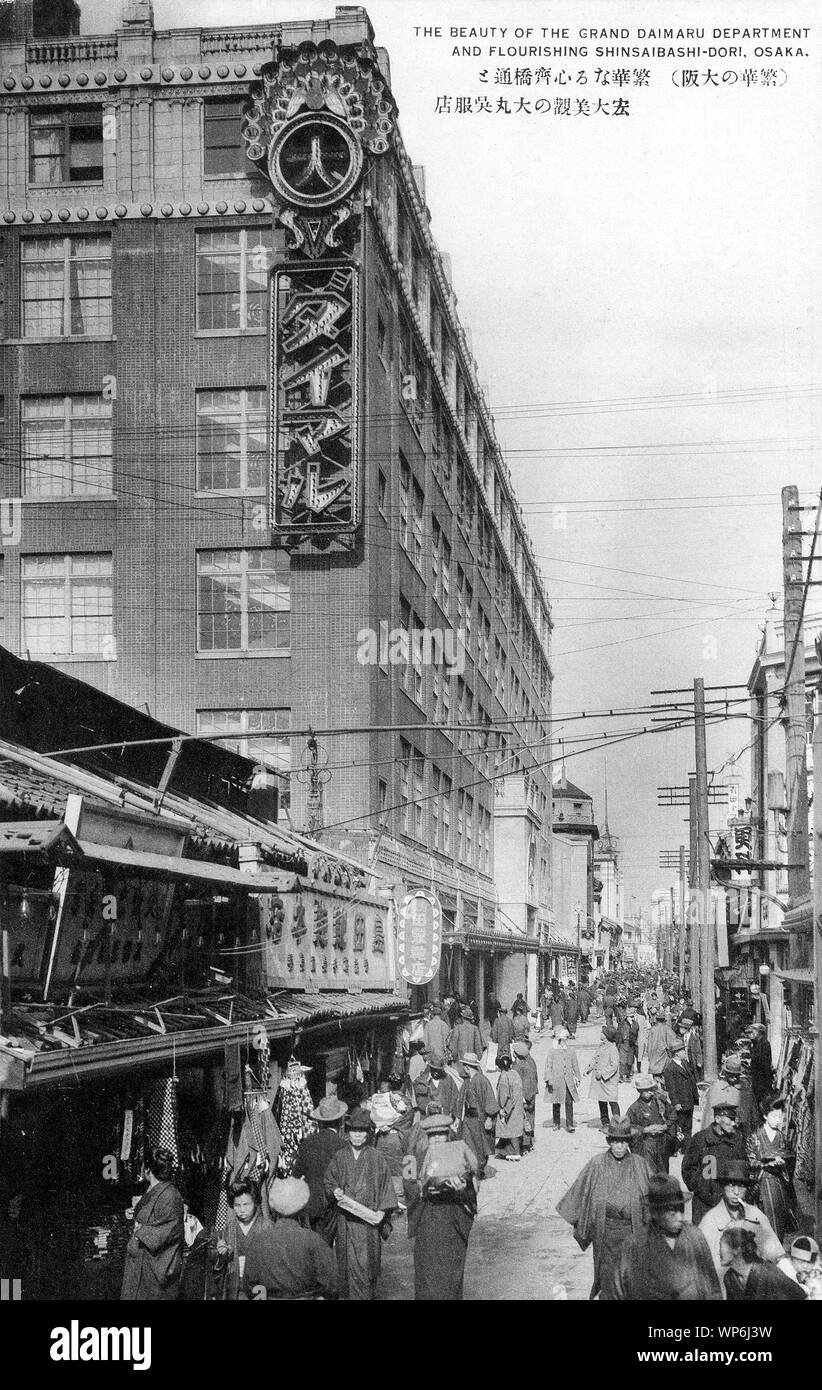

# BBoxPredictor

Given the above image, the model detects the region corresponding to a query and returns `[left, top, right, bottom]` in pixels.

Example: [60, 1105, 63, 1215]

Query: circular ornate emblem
[268, 112, 362, 210]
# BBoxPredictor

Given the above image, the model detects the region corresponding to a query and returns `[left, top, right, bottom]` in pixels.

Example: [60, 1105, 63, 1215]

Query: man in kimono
[448, 1005, 484, 1063]
[577, 983, 591, 1023]
[625, 1074, 676, 1174]
[324, 1107, 398, 1301]
[513, 1040, 539, 1152]
[490, 1006, 515, 1052]
[120, 1147, 185, 1301]
[647, 1012, 678, 1079]
[423, 1003, 450, 1059]
[241, 1178, 338, 1300]
[557, 1118, 653, 1299]
[413, 1051, 463, 1120]
[404, 1112, 479, 1300]
[564, 987, 580, 1039]
[701, 1054, 758, 1137]
[698, 1158, 789, 1286]
[458, 1052, 499, 1177]
[610, 1175, 722, 1301]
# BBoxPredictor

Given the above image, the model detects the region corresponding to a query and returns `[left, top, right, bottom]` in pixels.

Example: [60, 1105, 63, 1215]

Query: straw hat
[268, 1178, 310, 1217]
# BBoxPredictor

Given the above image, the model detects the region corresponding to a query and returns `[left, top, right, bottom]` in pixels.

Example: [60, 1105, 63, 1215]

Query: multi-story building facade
[0, 1, 553, 1014]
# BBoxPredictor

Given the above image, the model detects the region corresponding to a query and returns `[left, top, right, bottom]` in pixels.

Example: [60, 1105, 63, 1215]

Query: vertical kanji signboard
[397, 889, 442, 986]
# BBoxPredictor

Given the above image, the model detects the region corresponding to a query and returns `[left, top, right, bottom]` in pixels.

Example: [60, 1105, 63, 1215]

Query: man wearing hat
[697, 1158, 787, 1288]
[661, 1035, 700, 1147]
[448, 1004, 484, 1064]
[291, 1096, 348, 1240]
[324, 1107, 398, 1301]
[701, 1054, 758, 1137]
[240, 1178, 339, 1300]
[404, 1111, 479, 1300]
[513, 1039, 539, 1152]
[682, 1095, 747, 1224]
[413, 1051, 463, 1121]
[646, 1011, 679, 1080]
[458, 1052, 499, 1177]
[557, 1117, 653, 1299]
[423, 1003, 450, 1060]
[544, 1028, 581, 1134]
[490, 1005, 515, 1053]
[789, 1235, 822, 1297]
[610, 1174, 722, 1301]
[625, 1075, 676, 1174]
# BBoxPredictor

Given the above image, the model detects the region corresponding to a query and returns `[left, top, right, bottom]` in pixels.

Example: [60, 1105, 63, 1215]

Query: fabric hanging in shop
[274, 1059, 314, 1176]
[224, 1040, 244, 1111]
[146, 1076, 180, 1166]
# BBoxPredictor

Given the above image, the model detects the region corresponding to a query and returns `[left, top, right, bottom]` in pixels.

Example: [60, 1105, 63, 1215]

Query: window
[456, 789, 465, 861]
[432, 518, 451, 616]
[441, 773, 452, 854]
[21, 235, 111, 338]
[431, 767, 441, 848]
[479, 608, 491, 679]
[196, 228, 273, 332]
[399, 739, 412, 834]
[22, 552, 112, 658]
[378, 778, 388, 815]
[196, 388, 266, 493]
[22, 394, 112, 497]
[411, 476, 424, 569]
[413, 753, 425, 838]
[411, 609, 424, 704]
[203, 97, 257, 177]
[465, 793, 474, 865]
[196, 707, 291, 811]
[456, 566, 465, 631]
[29, 106, 103, 185]
[196, 549, 290, 653]
[464, 577, 473, 652]
[378, 469, 387, 517]
[399, 457, 410, 551]
[399, 594, 411, 692]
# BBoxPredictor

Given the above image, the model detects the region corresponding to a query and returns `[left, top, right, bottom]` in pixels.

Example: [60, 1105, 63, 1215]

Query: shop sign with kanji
[397, 889, 442, 985]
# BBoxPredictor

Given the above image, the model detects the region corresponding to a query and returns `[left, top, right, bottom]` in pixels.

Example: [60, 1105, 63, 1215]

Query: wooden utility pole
[678, 843, 687, 987]
[695, 677, 717, 1078]
[782, 485, 811, 905]
[813, 638, 822, 1240]
[689, 775, 700, 1008]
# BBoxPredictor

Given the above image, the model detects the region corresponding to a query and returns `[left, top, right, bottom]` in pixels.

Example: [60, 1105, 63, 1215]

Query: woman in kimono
[494, 1049, 524, 1161]
[404, 1112, 479, 1300]
[556, 1118, 652, 1299]
[120, 1147, 185, 1301]
[324, 1107, 398, 1301]
[746, 1093, 797, 1241]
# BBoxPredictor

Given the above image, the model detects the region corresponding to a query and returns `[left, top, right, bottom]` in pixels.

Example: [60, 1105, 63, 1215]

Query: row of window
[26, 99, 257, 188]
[1, 388, 265, 497]
[5, 548, 290, 659]
[397, 740, 493, 870]
[390, 453, 550, 702]
[13, 229, 273, 339]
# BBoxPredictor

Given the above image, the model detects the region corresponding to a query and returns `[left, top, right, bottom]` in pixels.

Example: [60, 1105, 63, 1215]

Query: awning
[7, 989, 409, 1089]
[461, 928, 538, 954]
[75, 841, 292, 891]
[772, 967, 814, 986]
[0, 819, 83, 861]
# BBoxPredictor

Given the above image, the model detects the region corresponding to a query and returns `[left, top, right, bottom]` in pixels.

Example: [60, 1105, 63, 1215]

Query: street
[381, 1019, 688, 1300]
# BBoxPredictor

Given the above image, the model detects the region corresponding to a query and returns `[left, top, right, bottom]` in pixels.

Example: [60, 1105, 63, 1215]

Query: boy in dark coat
[662, 1037, 700, 1147]
[682, 1099, 746, 1224]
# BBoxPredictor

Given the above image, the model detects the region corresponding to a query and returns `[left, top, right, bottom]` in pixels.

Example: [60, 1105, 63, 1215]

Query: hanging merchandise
[274, 1056, 314, 1176]
[146, 1075, 180, 1169]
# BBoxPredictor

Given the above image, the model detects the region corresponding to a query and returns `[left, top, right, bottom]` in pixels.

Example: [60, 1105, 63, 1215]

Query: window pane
[68, 236, 111, 335]
[21, 238, 65, 337]
[196, 231, 242, 330]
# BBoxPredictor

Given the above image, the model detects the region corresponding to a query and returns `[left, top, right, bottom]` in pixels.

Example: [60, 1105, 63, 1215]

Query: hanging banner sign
[397, 889, 442, 986]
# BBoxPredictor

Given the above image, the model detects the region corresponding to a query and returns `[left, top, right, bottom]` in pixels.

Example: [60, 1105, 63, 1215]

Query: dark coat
[241, 1217, 339, 1300]
[447, 1021, 484, 1061]
[549, 997, 566, 1028]
[662, 1057, 700, 1112]
[413, 1069, 463, 1120]
[625, 1094, 677, 1174]
[490, 1014, 515, 1049]
[610, 1222, 722, 1301]
[749, 1036, 774, 1105]
[120, 1180, 185, 1301]
[564, 996, 580, 1029]
[292, 1129, 347, 1223]
[681, 1124, 746, 1224]
[557, 1150, 652, 1298]
[724, 1261, 807, 1302]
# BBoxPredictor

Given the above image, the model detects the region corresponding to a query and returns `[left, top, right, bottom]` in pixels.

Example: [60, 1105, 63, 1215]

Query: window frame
[28, 105, 104, 187]
[21, 551, 114, 659]
[195, 386, 267, 495]
[196, 547, 290, 656]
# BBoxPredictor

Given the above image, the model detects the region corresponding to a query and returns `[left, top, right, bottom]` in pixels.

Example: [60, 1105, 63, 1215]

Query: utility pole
[678, 843, 687, 988]
[782, 485, 811, 906]
[695, 677, 717, 1078]
[668, 885, 676, 973]
[813, 636, 822, 1240]
[689, 775, 700, 1009]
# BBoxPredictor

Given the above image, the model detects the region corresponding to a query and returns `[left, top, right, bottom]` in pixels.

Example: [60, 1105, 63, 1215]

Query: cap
[790, 1235, 820, 1265]
[719, 1158, 752, 1184]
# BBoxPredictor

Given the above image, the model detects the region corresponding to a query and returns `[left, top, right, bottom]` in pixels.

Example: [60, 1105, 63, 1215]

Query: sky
[82, 0, 822, 920]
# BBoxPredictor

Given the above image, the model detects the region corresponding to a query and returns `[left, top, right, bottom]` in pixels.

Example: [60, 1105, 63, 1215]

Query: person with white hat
[240, 1177, 338, 1300]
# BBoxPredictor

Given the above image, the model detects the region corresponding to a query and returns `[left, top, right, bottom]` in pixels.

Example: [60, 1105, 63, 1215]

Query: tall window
[197, 708, 291, 811]
[399, 739, 412, 834]
[465, 794, 474, 865]
[413, 752, 425, 838]
[195, 229, 273, 331]
[410, 476, 424, 569]
[411, 608, 424, 703]
[431, 767, 441, 848]
[456, 789, 465, 861]
[203, 98, 257, 177]
[432, 518, 451, 616]
[441, 772, 453, 854]
[22, 394, 112, 497]
[22, 553, 113, 658]
[29, 106, 103, 185]
[21, 235, 111, 338]
[196, 549, 290, 653]
[399, 457, 410, 551]
[196, 388, 266, 493]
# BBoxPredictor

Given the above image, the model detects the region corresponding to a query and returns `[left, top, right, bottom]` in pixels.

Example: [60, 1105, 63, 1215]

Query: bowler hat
[648, 1174, 685, 1211]
[605, 1117, 634, 1142]
[268, 1177, 310, 1217]
[719, 1158, 752, 1185]
[461, 1052, 481, 1069]
[311, 1095, 348, 1123]
[346, 1106, 373, 1132]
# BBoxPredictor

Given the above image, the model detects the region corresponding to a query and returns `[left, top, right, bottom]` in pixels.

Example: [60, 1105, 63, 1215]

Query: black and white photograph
[0, 0, 820, 1355]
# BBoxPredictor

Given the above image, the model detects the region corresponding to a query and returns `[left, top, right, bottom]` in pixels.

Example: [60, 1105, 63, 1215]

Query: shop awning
[772, 967, 814, 986]
[461, 927, 538, 954]
[6, 989, 409, 1088]
[0, 818, 83, 861]
[76, 841, 292, 892]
